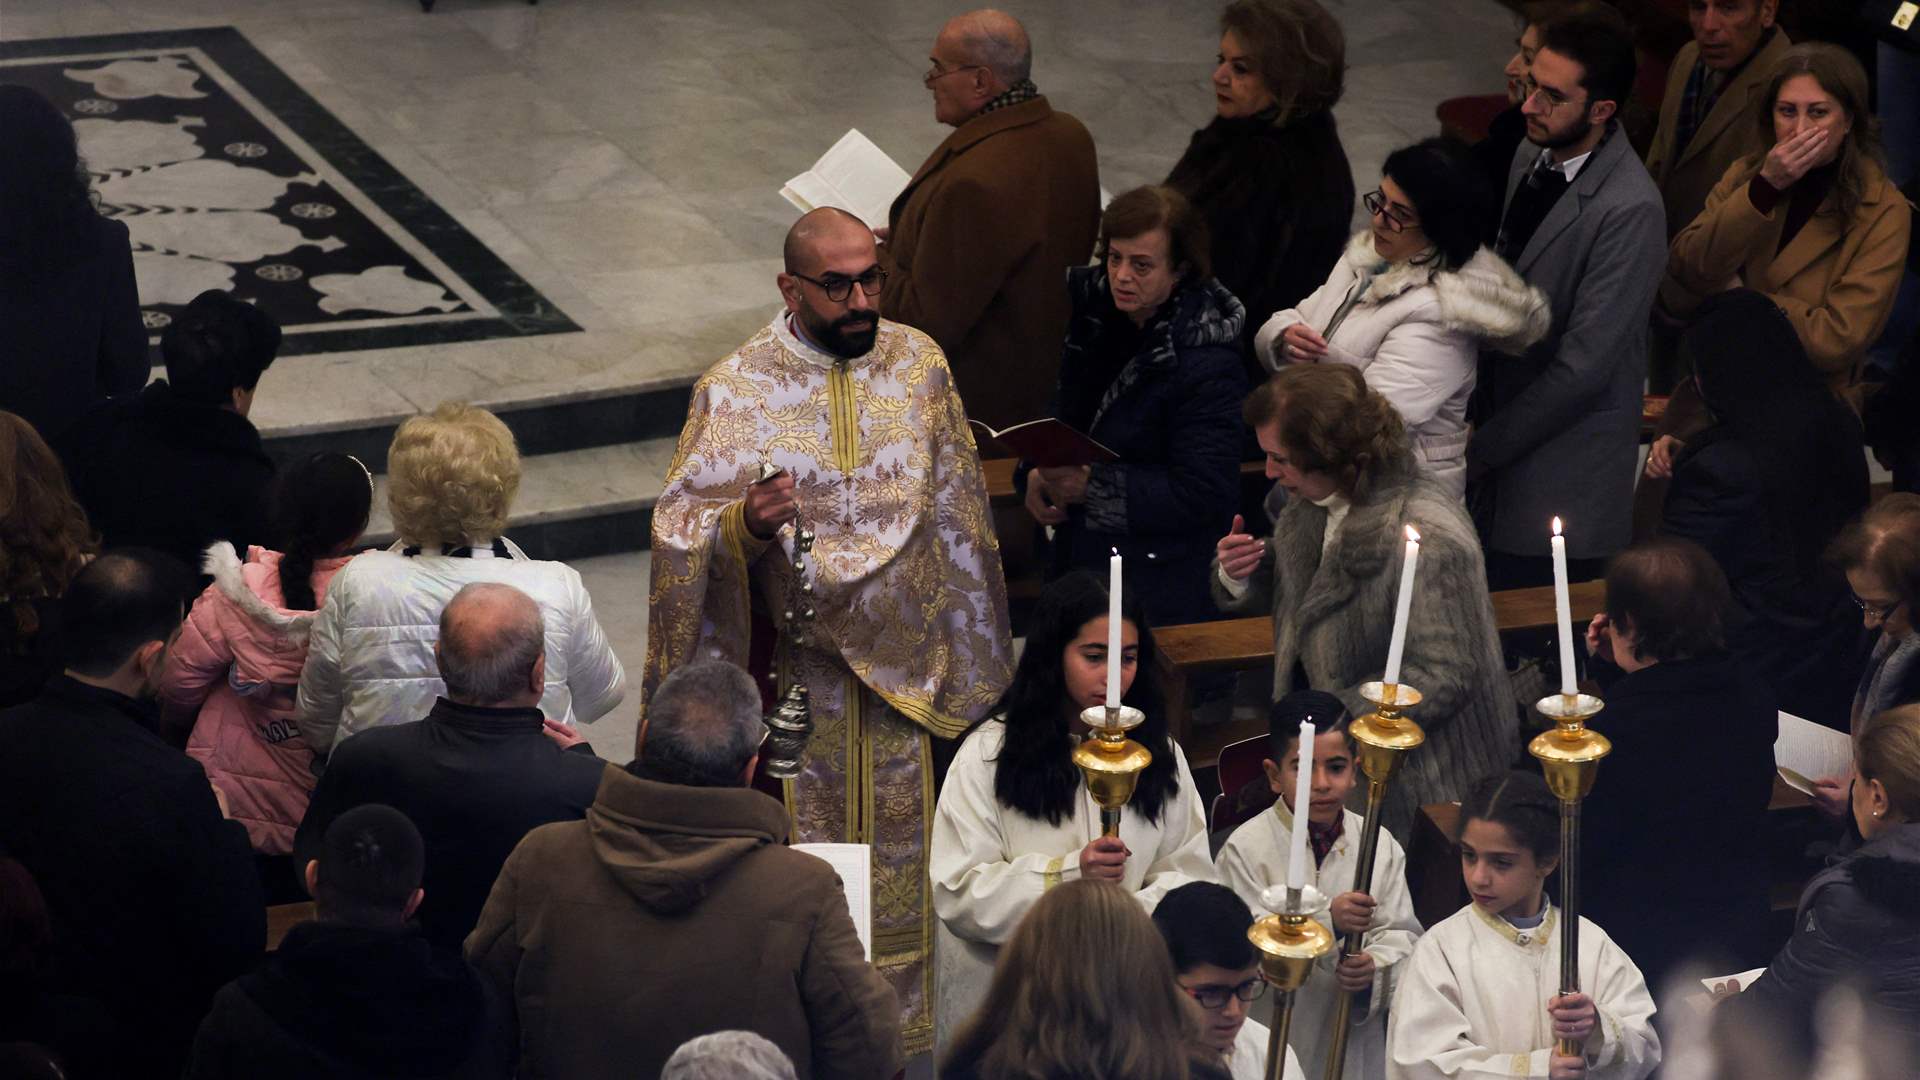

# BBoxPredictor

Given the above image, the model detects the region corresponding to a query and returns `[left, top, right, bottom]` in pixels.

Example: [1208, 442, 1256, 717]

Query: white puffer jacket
[1254, 232, 1549, 497]
[294, 538, 627, 757]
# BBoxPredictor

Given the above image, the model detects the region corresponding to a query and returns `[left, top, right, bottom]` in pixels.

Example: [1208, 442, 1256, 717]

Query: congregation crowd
[5, 0, 1920, 1078]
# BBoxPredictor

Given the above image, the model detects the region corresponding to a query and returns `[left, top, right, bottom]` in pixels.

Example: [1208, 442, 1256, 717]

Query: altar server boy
[1217, 691, 1422, 1080]
[1387, 772, 1659, 1080]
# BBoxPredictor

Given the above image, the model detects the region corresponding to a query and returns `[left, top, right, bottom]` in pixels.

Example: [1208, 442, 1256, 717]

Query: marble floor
[0, 0, 1522, 764]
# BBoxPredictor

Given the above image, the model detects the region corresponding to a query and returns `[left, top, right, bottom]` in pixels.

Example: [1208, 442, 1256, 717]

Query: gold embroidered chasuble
[645, 312, 1014, 1053]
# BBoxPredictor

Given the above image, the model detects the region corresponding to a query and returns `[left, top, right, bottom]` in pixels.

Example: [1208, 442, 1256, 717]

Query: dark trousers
[1483, 549, 1608, 592]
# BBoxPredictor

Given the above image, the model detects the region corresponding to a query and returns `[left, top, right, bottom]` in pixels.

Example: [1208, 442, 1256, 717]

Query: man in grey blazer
[1468, 7, 1667, 591]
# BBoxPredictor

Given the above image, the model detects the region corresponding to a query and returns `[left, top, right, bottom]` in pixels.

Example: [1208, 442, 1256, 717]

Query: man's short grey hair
[638, 659, 765, 786]
[437, 582, 544, 704]
[952, 9, 1032, 85]
[661, 1031, 798, 1080]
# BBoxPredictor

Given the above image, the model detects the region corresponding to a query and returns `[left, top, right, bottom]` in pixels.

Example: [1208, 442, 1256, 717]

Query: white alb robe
[1217, 803, 1422, 1080]
[930, 719, 1215, 1047]
[1230, 1018, 1308, 1080]
[1387, 903, 1660, 1080]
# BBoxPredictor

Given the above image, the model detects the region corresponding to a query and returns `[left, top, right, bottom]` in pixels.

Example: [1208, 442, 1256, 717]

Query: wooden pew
[1154, 580, 1607, 765]
[982, 457, 1267, 507]
[1407, 776, 1814, 929]
[266, 901, 315, 951]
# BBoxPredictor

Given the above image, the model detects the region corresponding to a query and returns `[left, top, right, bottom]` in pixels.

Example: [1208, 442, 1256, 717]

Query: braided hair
[270, 453, 372, 611]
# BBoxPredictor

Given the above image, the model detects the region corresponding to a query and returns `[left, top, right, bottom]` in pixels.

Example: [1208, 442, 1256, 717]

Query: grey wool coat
[1213, 471, 1517, 840]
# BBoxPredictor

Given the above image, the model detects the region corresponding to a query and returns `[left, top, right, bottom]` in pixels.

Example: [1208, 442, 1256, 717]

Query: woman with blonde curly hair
[939, 879, 1232, 1080]
[0, 411, 96, 708]
[295, 402, 626, 756]
[1212, 366, 1513, 838]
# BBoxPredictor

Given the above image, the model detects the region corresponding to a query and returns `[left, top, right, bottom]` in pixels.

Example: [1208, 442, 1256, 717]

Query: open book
[793, 842, 872, 960]
[1775, 711, 1851, 795]
[968, 417, 1118, 468]
[780, 130, 910, 233]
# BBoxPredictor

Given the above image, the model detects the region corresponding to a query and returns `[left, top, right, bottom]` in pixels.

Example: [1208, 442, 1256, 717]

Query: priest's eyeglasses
[1363, 190, 1420, 232]
[791, 268, 888, 303]
[1178, 976, 1268, 1010]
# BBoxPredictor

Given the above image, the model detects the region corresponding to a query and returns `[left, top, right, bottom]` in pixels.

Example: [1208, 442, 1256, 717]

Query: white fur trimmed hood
[201, 541, 319, 645]
[1338, 231, 1551, 353]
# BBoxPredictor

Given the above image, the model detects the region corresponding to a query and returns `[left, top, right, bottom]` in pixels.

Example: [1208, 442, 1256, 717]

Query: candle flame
[1552, 516, 1563, 537]
[1405, 525, 1420, 543]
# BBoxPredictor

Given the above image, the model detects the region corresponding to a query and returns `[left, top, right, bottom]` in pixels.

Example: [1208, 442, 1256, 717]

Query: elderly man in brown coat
[465, 660, 901, 1080]
[881, 8, 1101, 429]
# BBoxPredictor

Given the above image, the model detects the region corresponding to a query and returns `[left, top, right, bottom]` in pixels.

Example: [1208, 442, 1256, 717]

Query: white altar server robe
[1217, 802, 1422, 1080]
[1230, 1018, 1308, 1080]
[931, 719, 1214, 1047]
[1387, 903, 1660, 1080]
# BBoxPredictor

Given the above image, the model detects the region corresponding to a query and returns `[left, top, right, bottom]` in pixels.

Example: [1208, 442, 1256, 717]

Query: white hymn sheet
[793, 842, 872, 960]
[1699, 967, 1767, 993]
[1774, 711, 1852, 795]
[780, 130, 911, 233]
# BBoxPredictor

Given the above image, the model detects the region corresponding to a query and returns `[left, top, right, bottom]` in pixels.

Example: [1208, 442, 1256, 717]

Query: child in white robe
[1217, 690, 1422, 1080]
[930, 572, 1214, 1049]
[1387, 771, 1660, 1080]
[1153, 882, 1307, 1080]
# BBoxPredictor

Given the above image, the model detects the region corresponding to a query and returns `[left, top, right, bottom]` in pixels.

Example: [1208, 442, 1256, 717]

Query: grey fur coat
[1213, 472, 1517, 839]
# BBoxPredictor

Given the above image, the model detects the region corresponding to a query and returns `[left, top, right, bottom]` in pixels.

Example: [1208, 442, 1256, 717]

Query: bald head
[782, 207, 872, 275]
[436, 582, 545, 706]
[941, 9, 1032, 86]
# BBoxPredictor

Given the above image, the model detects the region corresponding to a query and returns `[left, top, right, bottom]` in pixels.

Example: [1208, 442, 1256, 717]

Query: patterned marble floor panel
[0, 26, 579, 356]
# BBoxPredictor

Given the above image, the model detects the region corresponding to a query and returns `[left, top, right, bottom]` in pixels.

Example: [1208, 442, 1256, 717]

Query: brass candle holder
[1323, 680, 1425, 1080]
[1530, 691, 1609, 1059]
[761, 525, 817, 780]
[1073, 705, 1151, 837]
[1250, 884, 1336, 1080]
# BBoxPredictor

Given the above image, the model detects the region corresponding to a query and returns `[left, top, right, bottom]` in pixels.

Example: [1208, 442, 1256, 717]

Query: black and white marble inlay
[0, 27, 579, 357]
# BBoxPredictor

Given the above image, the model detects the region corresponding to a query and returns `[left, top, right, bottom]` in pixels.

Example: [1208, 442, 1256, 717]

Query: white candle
[1286, 719, 1315, 891]
[1551, 517, 1577, 697]
[1382, 525, 1421, 689]
[1106, 551, 1123, 708]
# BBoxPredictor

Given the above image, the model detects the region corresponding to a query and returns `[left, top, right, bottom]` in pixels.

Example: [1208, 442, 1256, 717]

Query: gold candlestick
[1323, 681, 1425, 1080]
[1530, 691, 1608, 1059]
[1073, 705, 1151, 836]
[1250, 885, 1336, 1080]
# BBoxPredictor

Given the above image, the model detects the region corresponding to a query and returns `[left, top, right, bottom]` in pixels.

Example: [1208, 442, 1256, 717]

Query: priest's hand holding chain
[745, 473, 798, 540]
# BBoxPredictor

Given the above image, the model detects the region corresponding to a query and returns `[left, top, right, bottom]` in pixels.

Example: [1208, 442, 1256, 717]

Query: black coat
[185, 921, 513, 1080]
[1471, 105, 1528, 242]
[1165, 108, 1354, 374]
[0, 215, 148, 442]
[1028, 267, 1247, 625]
[1720, 822, 1920, 1068]
[295, 698, 605, 953]
[57, 380, 275, 579]
[0, 676, 265, 1079]
[0, 595, 62, 711]
[1580, 653, 1778, 991]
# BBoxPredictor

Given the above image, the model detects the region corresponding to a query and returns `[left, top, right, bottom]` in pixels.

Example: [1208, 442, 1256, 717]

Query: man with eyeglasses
[645, 206, 1013, 1059]
[878, 8, 1100, 429]
[1153, 882, 1305, 1080]
[1467, 7, 1667, 592]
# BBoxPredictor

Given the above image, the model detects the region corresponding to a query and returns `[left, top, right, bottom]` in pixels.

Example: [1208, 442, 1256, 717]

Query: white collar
[1310, 490, 1350, 513]
[774, 310, 868, 371]
[1536, 145, 1595, 182]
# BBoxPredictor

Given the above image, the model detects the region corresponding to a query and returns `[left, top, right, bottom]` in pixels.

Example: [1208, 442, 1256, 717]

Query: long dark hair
[271, 454, 372, 611]
[1381, 136, 1490, 269]
[979, 571, 1180, 825]
[0, 85, 99, 277]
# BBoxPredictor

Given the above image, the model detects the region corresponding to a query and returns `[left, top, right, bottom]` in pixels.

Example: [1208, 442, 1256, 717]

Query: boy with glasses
[1153, 882, 1305, 1080]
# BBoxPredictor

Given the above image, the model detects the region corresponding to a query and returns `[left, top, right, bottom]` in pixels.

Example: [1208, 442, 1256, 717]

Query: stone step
[361, 437, 679, 562]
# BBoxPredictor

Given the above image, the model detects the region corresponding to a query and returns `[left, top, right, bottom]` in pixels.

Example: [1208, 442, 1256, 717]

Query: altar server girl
[930, 570, 1214, 1049]
[1387, 772, 1659, 1080]
[1216, 690, 1422, 1080]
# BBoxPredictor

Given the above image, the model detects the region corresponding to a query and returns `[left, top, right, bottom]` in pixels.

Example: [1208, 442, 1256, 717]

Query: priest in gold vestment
[645, 209, 1013, 1054]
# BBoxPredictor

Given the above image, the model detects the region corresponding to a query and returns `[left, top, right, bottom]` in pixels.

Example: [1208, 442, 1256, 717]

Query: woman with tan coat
[1664, 43, 1912, 390]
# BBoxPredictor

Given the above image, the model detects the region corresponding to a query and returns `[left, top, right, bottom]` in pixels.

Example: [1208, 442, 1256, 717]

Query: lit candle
[1106, 551, 1123, 709]
[1382, 525, 1421, 690]
[1286, 719, 1315, 891]
[1551, 517, 1576, 697]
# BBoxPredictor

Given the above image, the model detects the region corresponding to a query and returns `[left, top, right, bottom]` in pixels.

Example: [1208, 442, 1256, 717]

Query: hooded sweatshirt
[465, 767, 902, 1080]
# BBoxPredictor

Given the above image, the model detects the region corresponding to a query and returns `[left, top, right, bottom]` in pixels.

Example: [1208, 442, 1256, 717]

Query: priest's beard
[800, 306, 878, 359]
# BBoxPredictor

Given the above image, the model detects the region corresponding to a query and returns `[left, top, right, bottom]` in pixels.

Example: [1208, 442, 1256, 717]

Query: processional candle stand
[1249, 884, 1335, 1080]
[1530, 690, 1609, 1058]
[1322, 680, 1425, 1080]
[1072, 703, 1152, 837]
[760, 512, 818, 780]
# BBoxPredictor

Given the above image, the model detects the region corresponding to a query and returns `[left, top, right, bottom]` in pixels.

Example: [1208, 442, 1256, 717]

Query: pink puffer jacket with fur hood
[159, 542, 355, 854]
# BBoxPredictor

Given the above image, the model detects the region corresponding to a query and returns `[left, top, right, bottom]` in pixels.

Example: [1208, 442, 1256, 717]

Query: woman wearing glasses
[1253, 137, 1548, 499]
